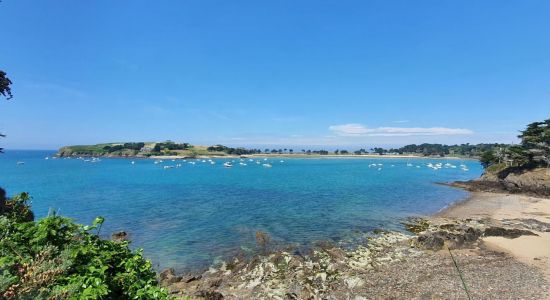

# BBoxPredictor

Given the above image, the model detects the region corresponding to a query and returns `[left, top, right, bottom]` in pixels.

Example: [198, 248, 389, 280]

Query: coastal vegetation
[478, 119, 549, 171]
[0, 70, 13, 153]
[59, 141, 515, 159]
[0, 189, 170, 299]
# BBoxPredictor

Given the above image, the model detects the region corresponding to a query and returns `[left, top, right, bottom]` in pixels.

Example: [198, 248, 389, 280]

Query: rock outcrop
[159, 218, 545, 299]
[452, 167, 550, 197]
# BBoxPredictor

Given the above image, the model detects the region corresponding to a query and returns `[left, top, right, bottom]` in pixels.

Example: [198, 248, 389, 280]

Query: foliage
[0, 190, 34, 223]
[0, 70, 13, 152]
[519, 119, 550, 167]
[0, 70, 12, 100]
[0, 189, 170, 299]
[207, 144, 261, 155]
[479, 150, 497, 168]
[152, 142, 189, 153]
[475, 119, 549, 170]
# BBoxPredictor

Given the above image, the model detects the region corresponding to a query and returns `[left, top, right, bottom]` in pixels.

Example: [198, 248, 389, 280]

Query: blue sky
[1, 1, 549, 149]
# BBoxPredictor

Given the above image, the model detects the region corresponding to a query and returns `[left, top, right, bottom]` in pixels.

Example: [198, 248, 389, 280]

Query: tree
[0, 70, 12, 100]
[519, 119, 550, 167]
[0, 70, 13, 152]
[480, 150, 497, 168]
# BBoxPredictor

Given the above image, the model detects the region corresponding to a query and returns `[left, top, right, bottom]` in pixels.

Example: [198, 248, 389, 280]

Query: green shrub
[0, 190, 170, 299]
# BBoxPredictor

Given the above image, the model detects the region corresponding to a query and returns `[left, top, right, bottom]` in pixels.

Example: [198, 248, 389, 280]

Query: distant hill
[56, 142, 261, 158]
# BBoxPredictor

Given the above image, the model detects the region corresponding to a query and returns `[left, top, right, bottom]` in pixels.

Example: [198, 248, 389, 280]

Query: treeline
[207, 144, 262, 155]
[152, 141, 190, 152]
[103, 142, 145, 153]
[479, 119, 549, 169]
[384, 143, 508, 157]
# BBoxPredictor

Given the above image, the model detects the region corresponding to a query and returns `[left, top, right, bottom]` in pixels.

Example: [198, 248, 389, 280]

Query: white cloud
[328, 124, 473, 137]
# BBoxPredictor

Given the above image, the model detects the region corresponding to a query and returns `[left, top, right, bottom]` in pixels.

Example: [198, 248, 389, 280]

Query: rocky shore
[450, 167, 550, 197]
[159, 191, 550, 299]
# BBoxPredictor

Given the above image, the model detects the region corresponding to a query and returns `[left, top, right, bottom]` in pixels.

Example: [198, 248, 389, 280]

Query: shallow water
[0, 150, 482, 272]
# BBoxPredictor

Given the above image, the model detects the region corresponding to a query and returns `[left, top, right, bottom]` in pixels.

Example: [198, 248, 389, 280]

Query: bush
[0, 189, 170, 299]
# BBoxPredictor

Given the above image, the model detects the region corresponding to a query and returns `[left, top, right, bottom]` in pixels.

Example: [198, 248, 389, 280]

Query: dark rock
[439, 223, 458, 231]
[195, 290, 224, 300]
[506, 218, 550, 232]
[403, 218, 430, 234]
[159, 268, 182, 285]
[285, 292, 299, 299]
[416, 234, 445, 250]
[484, 227, 538, 239]
[181, 273, 200, 283]
[111, 231, 128, 242]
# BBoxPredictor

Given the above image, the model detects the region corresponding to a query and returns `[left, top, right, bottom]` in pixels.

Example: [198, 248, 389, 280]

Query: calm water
[0, 150, 482, 272]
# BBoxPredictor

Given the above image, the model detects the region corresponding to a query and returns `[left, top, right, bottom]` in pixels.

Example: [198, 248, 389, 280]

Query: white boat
[131, 161, 135, 165]
[223, 162, 233, 168]
[16, 161, 25, 165]
[262, 163, 272, 168]
[163, 165, 175, 169]
[239, 162, 247, 166]
[44, 157, 49, 160]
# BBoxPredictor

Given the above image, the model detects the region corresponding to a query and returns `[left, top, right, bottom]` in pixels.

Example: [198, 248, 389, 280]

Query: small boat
[262, 163, 272, 168]
[239, 162, 247, 166]
[280, 160, 284, 163]
[163, 165, 175, 169]
[16, 161, 25, 165]
[44, 157, 49, 160]
[223, 162, 233, 168]
[131, 161, 135, 165]
[210, 161, 216, 165]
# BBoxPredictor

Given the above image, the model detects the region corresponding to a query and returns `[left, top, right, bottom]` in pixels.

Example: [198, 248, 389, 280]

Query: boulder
[484, 227, 538, 239]
[416, 234, 444, 250]
[159, 268, 182, 285]
[111, 231, 129, 242]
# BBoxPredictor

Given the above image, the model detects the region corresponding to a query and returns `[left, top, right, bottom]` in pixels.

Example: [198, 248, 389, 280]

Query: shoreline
[437, 191, 550, 282]
[57, 153, 478, 161]
[160, 186, 550, 298]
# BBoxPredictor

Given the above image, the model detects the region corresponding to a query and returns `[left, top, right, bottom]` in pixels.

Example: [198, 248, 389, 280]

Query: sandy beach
[440, 192, 550, 285]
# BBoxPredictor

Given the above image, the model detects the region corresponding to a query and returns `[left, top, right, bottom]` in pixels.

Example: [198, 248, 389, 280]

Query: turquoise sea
[0, 150, 482, 272]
